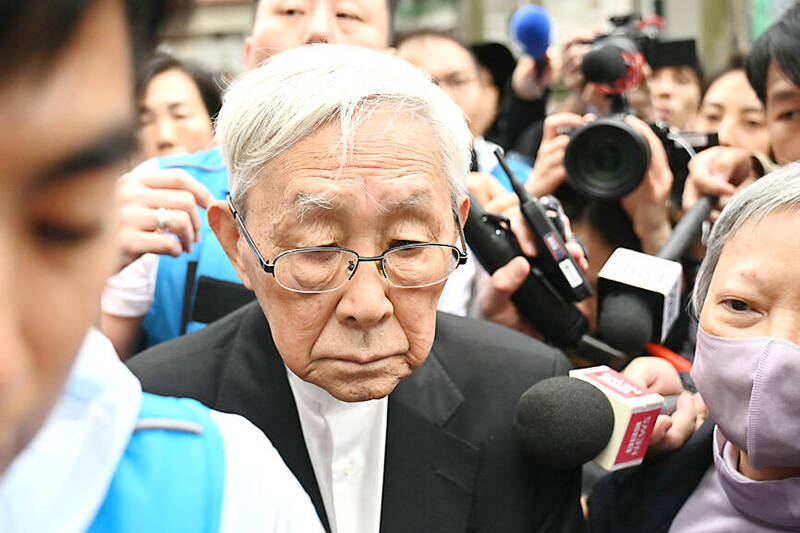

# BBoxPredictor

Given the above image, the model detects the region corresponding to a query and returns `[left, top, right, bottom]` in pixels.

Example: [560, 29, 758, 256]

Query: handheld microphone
[464, 195, 589, 348]
[596, 197, 714, 354]
[509, 4, 551, 78]
[515, 366, 668, 471]
[495, 148, 593, 303]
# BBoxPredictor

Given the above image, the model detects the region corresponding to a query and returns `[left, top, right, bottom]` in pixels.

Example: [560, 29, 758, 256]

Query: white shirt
[0, 328, 324, 533]
[287, 369, 388, 533]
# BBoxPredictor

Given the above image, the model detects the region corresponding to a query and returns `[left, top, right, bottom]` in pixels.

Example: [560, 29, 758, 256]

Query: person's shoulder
[127, 302, 259, 402]
[210, 410, 325, 532]
[158, 146, 225, 172]
[434, 311, 569, 379]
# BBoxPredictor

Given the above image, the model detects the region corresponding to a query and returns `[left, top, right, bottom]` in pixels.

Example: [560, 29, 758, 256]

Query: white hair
[692, 162, 800, 315]
[216, 43, 472, 216]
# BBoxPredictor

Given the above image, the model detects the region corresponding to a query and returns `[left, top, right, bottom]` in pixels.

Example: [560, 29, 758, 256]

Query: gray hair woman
[670, 163, 800, 530]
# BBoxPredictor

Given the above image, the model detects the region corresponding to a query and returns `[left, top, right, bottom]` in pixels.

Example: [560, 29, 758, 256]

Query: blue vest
[87, 393, 225, 532]
[489, 157, 532, 191]
[141, 148, 252, 349]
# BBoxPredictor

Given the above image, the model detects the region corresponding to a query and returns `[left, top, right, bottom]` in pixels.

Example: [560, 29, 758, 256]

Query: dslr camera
[562, 14, 716, 202]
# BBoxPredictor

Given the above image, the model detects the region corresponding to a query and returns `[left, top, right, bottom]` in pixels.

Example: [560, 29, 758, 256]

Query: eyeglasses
[228, 196, 468, 294]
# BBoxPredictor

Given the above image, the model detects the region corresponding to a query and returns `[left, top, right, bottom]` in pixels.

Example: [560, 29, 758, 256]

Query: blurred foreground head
[0, 0, 182, 473]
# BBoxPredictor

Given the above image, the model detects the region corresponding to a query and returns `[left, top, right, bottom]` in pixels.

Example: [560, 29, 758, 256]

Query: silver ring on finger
[156, 207, 172, 234]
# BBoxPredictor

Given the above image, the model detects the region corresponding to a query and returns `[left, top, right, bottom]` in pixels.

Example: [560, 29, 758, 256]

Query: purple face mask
[692, 326, 800, 470]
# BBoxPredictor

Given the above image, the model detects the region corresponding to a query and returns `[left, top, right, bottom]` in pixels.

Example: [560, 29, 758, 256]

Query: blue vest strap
[87, 393, 225, 533]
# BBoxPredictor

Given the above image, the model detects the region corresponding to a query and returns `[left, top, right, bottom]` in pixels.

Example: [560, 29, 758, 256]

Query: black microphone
[464, 196, 588, 348]
[515, 369, 675, 471]
[581, 44, 629, 86]
[596, 196, 715, 355]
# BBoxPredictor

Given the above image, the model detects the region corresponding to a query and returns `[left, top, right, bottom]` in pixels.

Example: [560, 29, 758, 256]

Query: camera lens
[564, 117, 650, 200]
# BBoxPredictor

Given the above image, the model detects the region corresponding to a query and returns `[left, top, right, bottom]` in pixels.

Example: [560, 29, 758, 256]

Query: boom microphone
[515, 366, 667, 471]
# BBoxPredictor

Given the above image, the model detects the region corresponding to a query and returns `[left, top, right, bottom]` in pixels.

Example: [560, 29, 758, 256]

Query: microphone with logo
[594, 196, 716, 356]
[514, 366, 676, 470]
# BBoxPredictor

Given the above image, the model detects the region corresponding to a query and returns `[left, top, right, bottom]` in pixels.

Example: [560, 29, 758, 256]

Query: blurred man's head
[0, 0, 176, 473]
[243, 0, 392, 70]
[210, 44, 471, 402]
[747, 3, 800, 165]
[649, 65, 702, 130]
[136, 53, 219, 159]
[396, 32, 483, 137]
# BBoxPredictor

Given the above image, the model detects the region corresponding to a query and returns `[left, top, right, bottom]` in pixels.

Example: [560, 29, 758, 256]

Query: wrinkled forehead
[246, 110, 451, 222]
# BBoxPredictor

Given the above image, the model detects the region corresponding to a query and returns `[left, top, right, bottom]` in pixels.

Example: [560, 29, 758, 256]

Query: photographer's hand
[682, 145, 756, 222]
[620, 115, 673, 255]
[476, 203, 588, 336]
[511, 54, 553, 101]
[525, 112, 586, 198]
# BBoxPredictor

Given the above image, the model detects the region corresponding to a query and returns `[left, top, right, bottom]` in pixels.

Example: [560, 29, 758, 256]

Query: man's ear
[242, 36, 255, 70]
[208, 200, 255, 290]
[458, 194, 470, 229]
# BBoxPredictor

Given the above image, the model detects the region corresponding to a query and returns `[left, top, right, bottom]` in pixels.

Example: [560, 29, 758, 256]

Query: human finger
[125, 168, 215, 209]
[648, 391, 698, 454]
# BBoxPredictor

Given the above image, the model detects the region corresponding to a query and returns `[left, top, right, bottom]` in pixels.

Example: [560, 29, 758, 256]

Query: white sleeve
[210, 410, 326, 533]
[100, 254, 159, 317]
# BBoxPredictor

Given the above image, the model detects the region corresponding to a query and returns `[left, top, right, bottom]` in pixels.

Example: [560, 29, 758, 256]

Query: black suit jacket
[128, 302, 585, 533]
[587, 419, 715, 533]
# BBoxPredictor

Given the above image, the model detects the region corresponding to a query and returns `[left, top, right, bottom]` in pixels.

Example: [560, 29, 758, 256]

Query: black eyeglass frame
[227, 195, 468, 292]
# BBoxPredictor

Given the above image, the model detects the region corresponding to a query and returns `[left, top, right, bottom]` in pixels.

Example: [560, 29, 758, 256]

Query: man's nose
[716, 117, 736, 148]
[304, 3, 333, 44]
[768, 311, 800, 346]
[335, 259, 393, 329]
[156, 117, 178, 152]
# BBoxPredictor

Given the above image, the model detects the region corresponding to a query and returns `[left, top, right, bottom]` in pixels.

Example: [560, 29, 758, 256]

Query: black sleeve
[486, 84, 548, 151]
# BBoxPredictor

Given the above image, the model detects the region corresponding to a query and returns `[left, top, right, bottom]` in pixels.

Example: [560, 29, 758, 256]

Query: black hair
[470, 42, 516, 92]
[394, 30, 479, 71]
[136, 51, 222, 120]
[747, 2, 800, 105]
[556, 184, 642, 252]
[0, 0, 186, 80]
[700, 52, 748, 97]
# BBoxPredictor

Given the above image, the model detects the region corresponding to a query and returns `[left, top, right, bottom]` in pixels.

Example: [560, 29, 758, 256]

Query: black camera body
[563, 118, 717, 201]
[561, 14, 714, 201]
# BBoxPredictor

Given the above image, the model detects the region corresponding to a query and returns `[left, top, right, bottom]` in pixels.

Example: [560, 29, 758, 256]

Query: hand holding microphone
[514, 363, 702, 470]
[510, 5, 553, 100]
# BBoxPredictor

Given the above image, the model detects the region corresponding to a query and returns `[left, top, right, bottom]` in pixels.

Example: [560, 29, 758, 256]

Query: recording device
[464, 195, 588, 348]
[515, 366, 669, 471]
[495, 148, 593, 302]
[509, 4, 551, 78]
[562, 14, 716, 201]
[595, 197, 715, 355]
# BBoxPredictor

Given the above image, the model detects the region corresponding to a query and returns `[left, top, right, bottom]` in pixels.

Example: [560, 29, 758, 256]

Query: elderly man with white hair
[129, 44, 584, 533]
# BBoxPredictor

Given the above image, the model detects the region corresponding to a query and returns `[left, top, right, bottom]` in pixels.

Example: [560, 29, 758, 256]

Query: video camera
[563, 14, 717, 202]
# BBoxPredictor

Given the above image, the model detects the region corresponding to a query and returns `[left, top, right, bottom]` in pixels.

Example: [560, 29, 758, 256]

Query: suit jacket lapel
[213, 304, 332, 532]
[381, 352, 480, 533]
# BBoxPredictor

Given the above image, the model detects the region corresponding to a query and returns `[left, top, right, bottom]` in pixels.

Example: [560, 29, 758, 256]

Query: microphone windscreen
[514, 376, 614, 469]
[509, 5, 551, 59]
[597, 292, 653, 355]
[581, 45, 629, 85]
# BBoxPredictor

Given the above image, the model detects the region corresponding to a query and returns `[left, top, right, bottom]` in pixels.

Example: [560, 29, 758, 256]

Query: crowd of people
[1, 0, 799, 531]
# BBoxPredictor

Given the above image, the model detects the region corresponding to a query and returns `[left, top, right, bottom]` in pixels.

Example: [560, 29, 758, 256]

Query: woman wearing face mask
[588, 165, 800, 532]
[670, 164, 800, 531]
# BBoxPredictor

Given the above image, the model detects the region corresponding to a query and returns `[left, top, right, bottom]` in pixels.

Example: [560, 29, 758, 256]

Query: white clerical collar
[285, 367, 387, 533]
